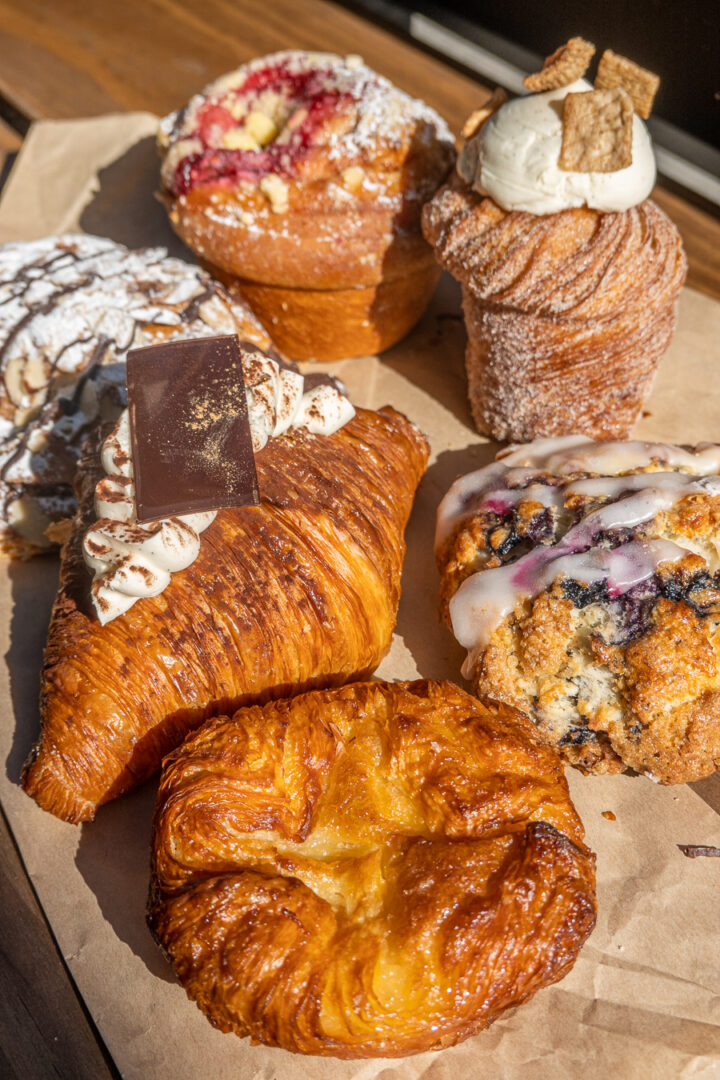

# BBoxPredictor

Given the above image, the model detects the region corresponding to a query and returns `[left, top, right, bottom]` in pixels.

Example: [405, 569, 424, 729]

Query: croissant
[422, 176, 687, 441]
[22, 406, 428, 823]
[148, 678, 597, 1058]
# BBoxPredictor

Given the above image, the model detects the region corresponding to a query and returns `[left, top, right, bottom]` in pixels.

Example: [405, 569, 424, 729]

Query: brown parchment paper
[1, 114, 720, 1080]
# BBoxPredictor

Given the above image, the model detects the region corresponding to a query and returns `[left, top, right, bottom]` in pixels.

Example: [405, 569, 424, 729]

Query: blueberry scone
[0, 233, 270, 557]
[437, 435, 720, 783]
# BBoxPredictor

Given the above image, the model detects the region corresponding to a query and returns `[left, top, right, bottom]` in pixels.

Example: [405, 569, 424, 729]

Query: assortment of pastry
[1, 36, 713, 1063]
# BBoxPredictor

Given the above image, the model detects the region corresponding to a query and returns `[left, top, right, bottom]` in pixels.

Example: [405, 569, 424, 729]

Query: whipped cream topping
[83, 351, 356, 623]
[438, 436, 720, 676]
[84, 412, 217, 624]
[457, 79, 656, 214]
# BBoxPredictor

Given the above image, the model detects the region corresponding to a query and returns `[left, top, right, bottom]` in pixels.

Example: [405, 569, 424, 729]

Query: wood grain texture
[0, 0, 717, 299]
[0, 809, 117, 1080]
[0, 121, 21, 152]
[0, 0, 486, 129]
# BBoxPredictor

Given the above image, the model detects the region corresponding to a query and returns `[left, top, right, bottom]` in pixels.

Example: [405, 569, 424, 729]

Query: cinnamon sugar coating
[148, 679, 596, 1057]
[22, 407, 428, 822]
[422, 177, 687, 440]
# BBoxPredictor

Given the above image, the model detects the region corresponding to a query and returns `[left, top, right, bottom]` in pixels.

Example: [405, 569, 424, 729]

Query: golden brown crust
[159, 56, 456, 362]
[422, 177, 687, 440]
[166, 171, 447, 360]
[438, 479, 720, 783]
[148, 679, 596, 1057]
[22, 407, 428, 823]
[206, 259, 441, 362]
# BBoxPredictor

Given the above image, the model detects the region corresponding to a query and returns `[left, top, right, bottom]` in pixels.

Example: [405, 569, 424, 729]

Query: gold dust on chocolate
[126, 335, 259, 524]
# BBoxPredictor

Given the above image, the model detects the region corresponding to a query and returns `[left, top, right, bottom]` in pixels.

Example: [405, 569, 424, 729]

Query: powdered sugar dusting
[160, 51, 454, 195]
[0, 233, 269, 554]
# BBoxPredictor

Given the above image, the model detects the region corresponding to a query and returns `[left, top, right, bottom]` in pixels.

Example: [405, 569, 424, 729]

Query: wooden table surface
[0, 2, 718, 1076]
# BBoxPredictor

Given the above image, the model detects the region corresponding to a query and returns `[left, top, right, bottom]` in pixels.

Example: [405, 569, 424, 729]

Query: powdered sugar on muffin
[159, 51, 454, 198]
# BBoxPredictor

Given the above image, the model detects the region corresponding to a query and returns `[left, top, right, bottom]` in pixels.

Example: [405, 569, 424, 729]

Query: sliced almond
[4, 353, 27, 406]
[23, 355, 49, 393]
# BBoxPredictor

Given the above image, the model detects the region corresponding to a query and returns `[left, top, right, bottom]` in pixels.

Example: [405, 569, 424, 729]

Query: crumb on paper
[595, 49, 660, 119]
[559, 87, 633, 173]
[601, 810, 616, 821]
[524, 37, 596, 92]
[677, 844, 720, 859]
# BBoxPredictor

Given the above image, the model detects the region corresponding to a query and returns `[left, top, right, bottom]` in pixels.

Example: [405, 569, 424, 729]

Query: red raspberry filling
[172, 60, 360, 196]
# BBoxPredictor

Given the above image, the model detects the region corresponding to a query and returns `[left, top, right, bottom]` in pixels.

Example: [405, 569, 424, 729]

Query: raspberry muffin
[158, 51, 455, 361]
[437, 435, 720, 784]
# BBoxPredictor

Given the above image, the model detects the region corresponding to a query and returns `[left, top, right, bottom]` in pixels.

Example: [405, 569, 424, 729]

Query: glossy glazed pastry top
[149, 679, 596, 1058]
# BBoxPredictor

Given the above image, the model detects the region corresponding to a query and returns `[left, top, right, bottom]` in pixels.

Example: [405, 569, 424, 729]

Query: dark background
[354, 0, 720, 149]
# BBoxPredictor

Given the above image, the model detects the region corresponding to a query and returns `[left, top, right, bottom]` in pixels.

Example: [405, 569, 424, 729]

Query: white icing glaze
[452, 539, 688, 679]
[501, 437, 720, 477]
[439, 436, 720, 674]
[83, 354, 355, 623]
[458, 79, 656, 214]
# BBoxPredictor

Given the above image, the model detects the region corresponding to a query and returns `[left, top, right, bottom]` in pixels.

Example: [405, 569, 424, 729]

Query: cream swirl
[83, 353, 356, 623]
[458, 79, 656, 214]
[84, 413, 217, 624]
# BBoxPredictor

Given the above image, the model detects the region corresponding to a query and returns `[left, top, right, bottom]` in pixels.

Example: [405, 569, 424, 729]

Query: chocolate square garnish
[126, 334, 259, 524]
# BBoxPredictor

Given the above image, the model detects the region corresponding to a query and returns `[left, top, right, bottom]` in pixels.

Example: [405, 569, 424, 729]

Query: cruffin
[462, 87, 509, 139]
[524, 37, 596, 92]
[595, 48, 660, 119]
[559, 87, 634, 173]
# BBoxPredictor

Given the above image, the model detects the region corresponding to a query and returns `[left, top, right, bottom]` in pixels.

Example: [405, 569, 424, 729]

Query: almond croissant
[22, 406, 428, 823]
[148, 679, 597, 1058]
